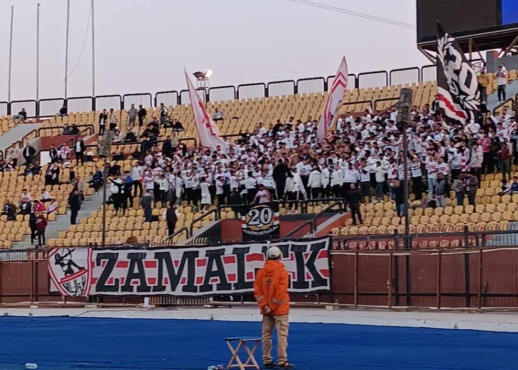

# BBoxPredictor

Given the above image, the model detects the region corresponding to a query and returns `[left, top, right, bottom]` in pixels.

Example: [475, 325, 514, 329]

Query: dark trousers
[133, 181, 143, 197]
[70, 208, 79, 225]
[412, 176, 423, 200]
[467, 191, 476, 206]
[112, 193, 122, 212]
[498, 85, 506, 101]
[144, 207, 152, 222]
[99, 124, 105, 135]
[30, 227, 37, 244]
[349, 203, 362, 225]
[167, 221, 176, 236]
[275, 180, 286, 200]
[75, 152, 84, 166]
[37, 230, 45, 246]
[310, 187, 321, 199]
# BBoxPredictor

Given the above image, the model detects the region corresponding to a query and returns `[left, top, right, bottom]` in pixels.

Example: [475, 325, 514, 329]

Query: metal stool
[224, 337, 261, 370]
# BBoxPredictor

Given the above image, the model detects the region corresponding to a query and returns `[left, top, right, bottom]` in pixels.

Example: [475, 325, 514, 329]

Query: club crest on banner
[242, 204, 280, 240]
[48, 247, 92, 297]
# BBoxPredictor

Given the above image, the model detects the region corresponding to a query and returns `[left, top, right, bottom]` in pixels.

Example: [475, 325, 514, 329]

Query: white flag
[185, 71, 228, 153]
[317, 57, 348, 141]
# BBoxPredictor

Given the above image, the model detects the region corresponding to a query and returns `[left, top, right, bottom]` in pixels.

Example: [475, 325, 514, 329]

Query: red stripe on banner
[319, 250, 329, 259]
[144, 261, 157, 269]
[246, 253, 264, 262]
[437, 93, 467, 120]
[116, 261, 128, 269]
[120, 277, 125, 285]
[108, 277, 114, 285]
[210, 277, 219, 284]
[305, 272, 312, 280]
[147, 278, 157, 285]
[246, 272, 254, 280]
[227, 273, 236, 282]
[164, 278, 169, 285]
[180, 277, 186, 285]
[196, 259, 207, 267]
[196, 276, 203, 285]
[90, 261, 95, 268]
[319, 269, 330, 278]
[173, 260, 179, 268]
[90, 277, 98, 284]
[101, 260, 107, 268]
[223, 256, 236, 264]
[59, 268, 87, 284]
[132, 280, 139, 285]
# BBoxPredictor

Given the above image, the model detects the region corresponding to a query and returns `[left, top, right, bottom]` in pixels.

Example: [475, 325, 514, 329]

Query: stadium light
[193, 70, 213, 81]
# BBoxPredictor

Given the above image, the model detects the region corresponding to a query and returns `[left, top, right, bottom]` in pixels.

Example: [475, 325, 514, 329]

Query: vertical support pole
[478, 248, 483, 309]
[436, 250, 442, 309]
[91, 0, 96, 97]
[64, 0, 70, 99]
[8, 6, 14, 103]
[388, 251, 393, 308]
[36, 3, 41, 103]
[354, 251, 358, 308]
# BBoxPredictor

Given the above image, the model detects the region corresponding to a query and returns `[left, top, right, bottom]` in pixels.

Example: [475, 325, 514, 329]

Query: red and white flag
[317, 57, 348, 141]
[185, 71, 228, 153]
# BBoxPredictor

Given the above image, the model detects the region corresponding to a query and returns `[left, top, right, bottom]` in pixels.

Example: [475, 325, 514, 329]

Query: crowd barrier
[2, 65, 436, 118]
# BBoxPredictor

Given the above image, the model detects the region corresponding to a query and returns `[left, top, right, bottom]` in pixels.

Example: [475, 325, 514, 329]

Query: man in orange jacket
[254, 246, 294, 368]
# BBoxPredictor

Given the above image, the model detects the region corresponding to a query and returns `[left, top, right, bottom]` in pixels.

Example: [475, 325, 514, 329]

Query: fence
[0, 66, 436, 118]
[3, 244, 518, 309]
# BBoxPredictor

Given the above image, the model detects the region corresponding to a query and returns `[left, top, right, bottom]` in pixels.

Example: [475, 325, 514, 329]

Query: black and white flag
[436, 23, 480, 124]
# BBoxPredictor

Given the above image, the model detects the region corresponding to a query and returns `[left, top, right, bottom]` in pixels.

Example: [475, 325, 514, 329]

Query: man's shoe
[278, 362, 294, 368]
[263, 362, 277, 368]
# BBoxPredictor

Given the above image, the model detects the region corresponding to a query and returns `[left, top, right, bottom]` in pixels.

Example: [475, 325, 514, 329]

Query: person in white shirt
[156, 174, 169, 207]
[131, 163, 145, 197]
[320, 164, 331, 199]
[330, 165, 344, 198]
[359, 160, 372, 202]
[253, 184, 271, 204]
[497, 64, 507, 102]
[200, 178, 211, 210]
[374, 161, 386, 202]
[307, 166, 323, 199]
[425, 154, 439, 195]
[409, 155, 423, 201]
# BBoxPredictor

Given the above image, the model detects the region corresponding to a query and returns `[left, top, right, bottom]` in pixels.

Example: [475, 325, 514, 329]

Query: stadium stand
[0, 66, 517, 250]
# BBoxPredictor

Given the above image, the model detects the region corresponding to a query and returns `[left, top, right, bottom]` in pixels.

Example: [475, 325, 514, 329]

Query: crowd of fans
[2, 93, 518, 245]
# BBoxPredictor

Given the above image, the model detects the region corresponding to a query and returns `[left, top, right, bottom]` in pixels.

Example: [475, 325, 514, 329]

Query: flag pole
[64, 0, 70, 99]
[36, 3, 41, 102]
[91, 0, 96, 97]
[8, 6, 14, 102]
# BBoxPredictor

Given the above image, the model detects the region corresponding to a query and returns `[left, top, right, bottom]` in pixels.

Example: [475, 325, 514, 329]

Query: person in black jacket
[162, 136, 173, 159]
[228, 188, 243, 218]
[68, 191, 81, 225]
[29, 212, 37, 244]
[273, 159, 292, 200]
[348, 183, 363, 225]
[23, 144, 36, 167]
[138, 105, 147, 127]
[98, 109, 108, 135]
[49, 144, 59, 163]
[165, 202, 178, 237]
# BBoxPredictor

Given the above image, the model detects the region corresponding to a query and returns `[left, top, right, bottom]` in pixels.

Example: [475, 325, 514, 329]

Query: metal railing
[284, 200, 346, 238]
[0, 65, 436, 119]
[189, 208, 219, 236]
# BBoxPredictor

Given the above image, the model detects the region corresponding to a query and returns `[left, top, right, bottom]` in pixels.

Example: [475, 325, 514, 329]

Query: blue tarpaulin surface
[0, 316, 517, 369]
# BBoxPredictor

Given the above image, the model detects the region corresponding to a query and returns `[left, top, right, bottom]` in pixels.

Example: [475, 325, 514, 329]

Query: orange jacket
[254, 259, 290, 316]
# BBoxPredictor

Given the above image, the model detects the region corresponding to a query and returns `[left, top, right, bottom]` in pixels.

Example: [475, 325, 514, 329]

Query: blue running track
[0, 316, 517, 369]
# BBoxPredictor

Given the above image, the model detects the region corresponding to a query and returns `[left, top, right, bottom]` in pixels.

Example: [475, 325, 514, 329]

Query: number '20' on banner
[242, 204, 280, 241]
[48, 237, 332, 297]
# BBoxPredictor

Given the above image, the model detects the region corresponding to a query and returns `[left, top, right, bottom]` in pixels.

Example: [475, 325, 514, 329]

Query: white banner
[48, 238, 331, 297]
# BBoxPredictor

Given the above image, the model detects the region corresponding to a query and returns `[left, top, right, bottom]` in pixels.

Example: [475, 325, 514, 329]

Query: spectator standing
[2, 200, 16, 220]
[254, 184, 271, 204]
[110, 175, 124, 215]
[75, 139, 86, 166]
[272, 159, 291, 200]
[108, 108, 118, 131]
[497, 65, 507, 102]
[393, 180, 405, 217]
[464, 173, 479, 206]
[127, 104, 137, 129]
[140, 190, 153, 222]
[59, 104, 68, 117]
[228, 188, 242, 218]
[435, 173, 448, 207]
[49, 144, 59, 163]
[452, 176, 465, 206]
[410, 156, 423, 201]
[307, 165, 322, 199]
[35, 212, 48, 246]
[348, 183, 363, 225]
[164, 202, 178, 237]
[98, 109, 108, 135]
[68, 191, 81, 225]
[374, 161, 386, 202]
[499, 142, 512, 181]
[200, 177, 212, 210]
[22, 143, 36, 167]
[477, 68, 491, 106]
[29, 212, 37, 245]
[138, 105, 147, 127]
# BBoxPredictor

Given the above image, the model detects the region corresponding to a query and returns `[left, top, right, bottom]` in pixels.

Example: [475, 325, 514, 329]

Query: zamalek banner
[48, 238, 332, 297]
